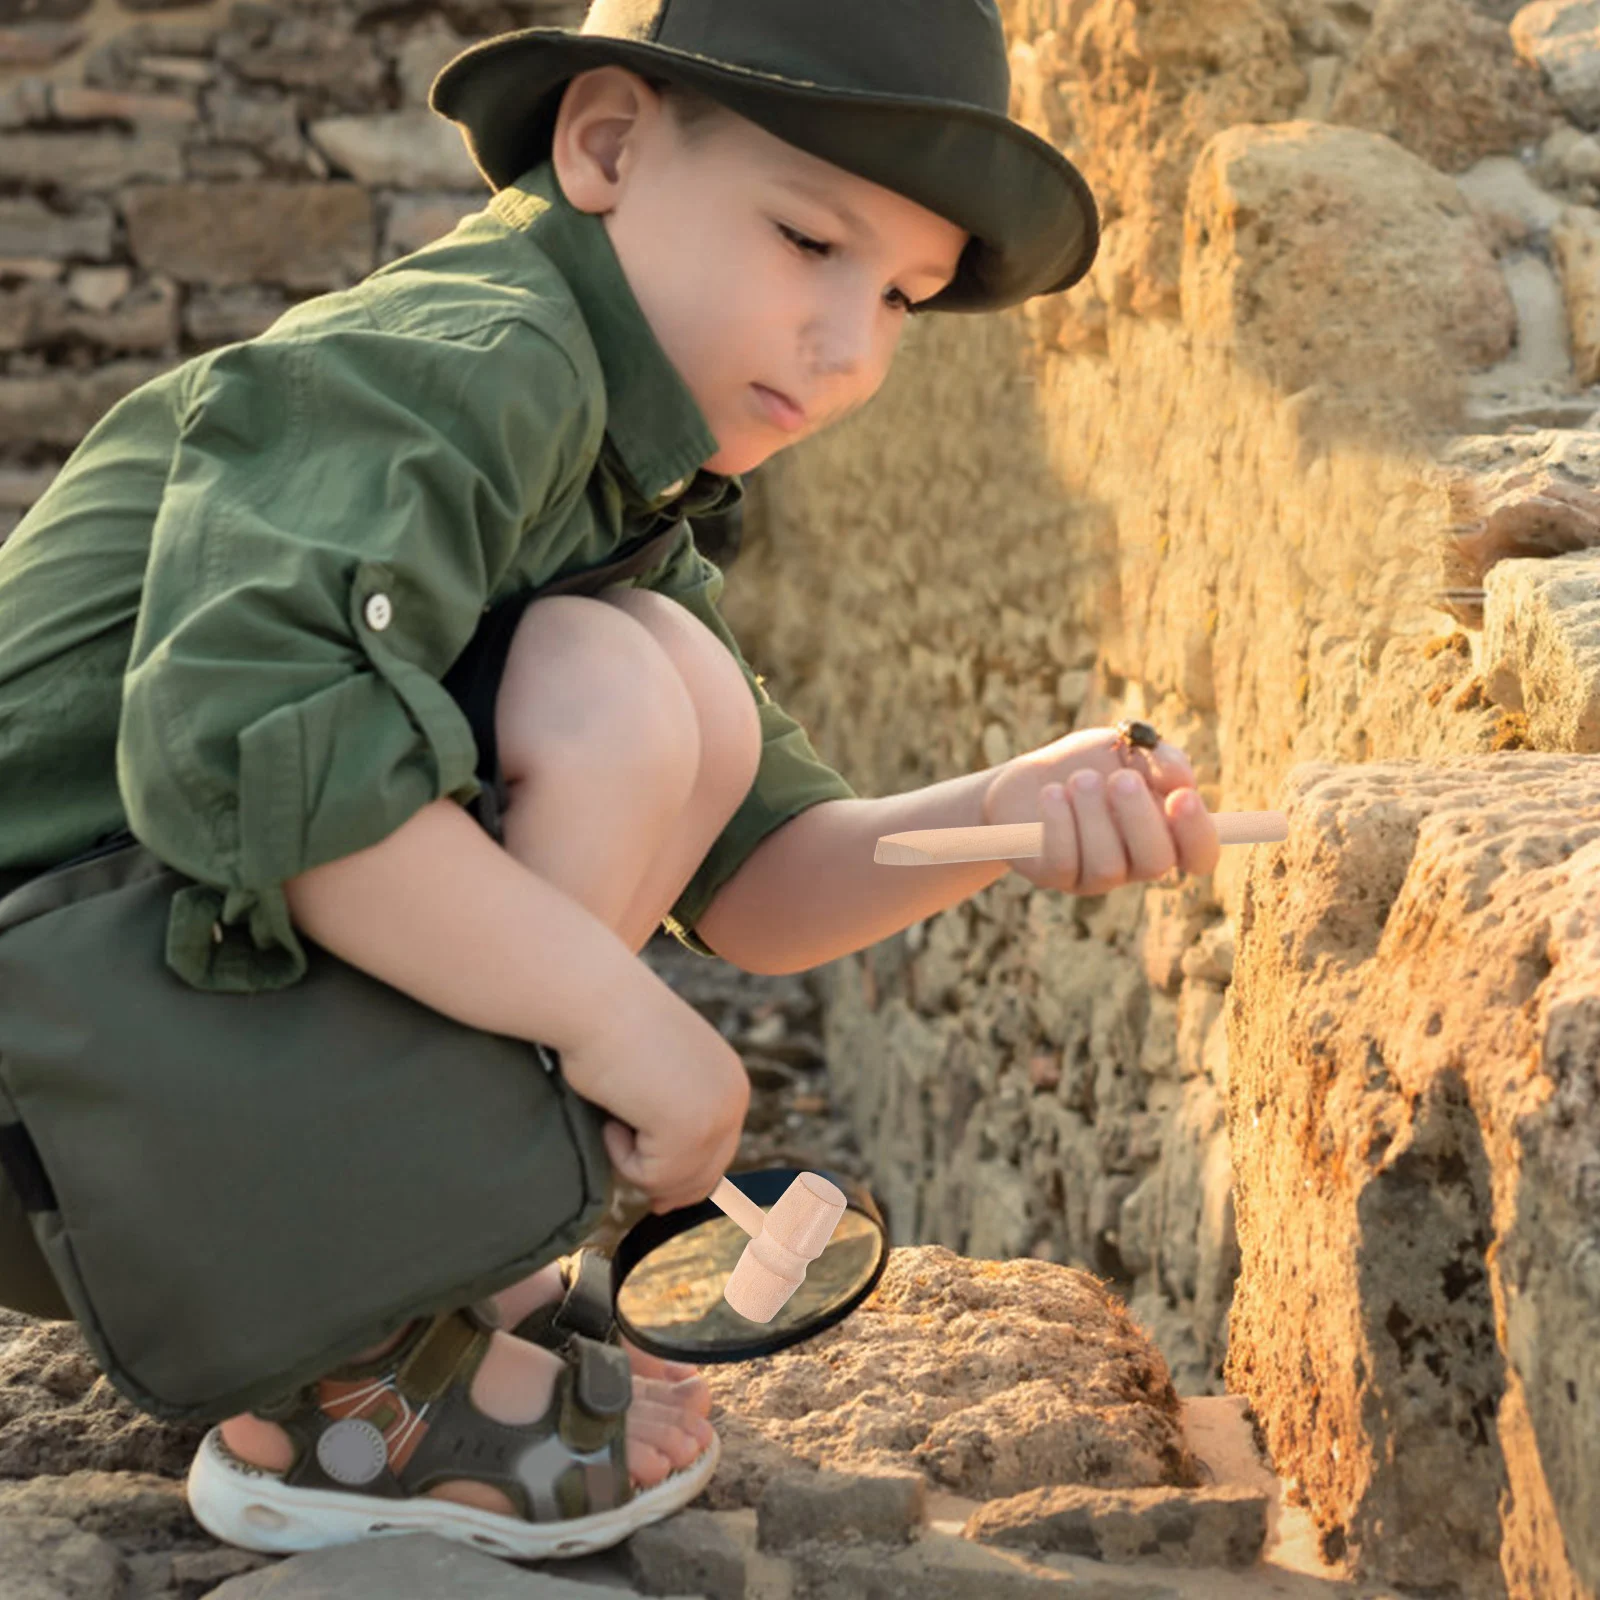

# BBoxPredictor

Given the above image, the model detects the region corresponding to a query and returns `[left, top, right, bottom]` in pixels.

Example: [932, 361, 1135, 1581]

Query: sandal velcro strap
[394, 1308, 492, 1406]
[513, 1248, 617, 1349]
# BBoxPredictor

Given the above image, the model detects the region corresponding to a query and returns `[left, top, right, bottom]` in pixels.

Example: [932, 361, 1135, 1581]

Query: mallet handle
[874, 809, 1288, 867]
[710, 1175, 768, 1240]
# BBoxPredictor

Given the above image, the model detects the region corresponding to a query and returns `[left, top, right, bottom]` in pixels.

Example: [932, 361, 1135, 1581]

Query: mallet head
[722, 1172, 847, 1323]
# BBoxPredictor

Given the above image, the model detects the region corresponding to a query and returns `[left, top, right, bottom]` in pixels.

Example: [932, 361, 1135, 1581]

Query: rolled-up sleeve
[118, 312, 597, 991]
[642, 529, 858, 958]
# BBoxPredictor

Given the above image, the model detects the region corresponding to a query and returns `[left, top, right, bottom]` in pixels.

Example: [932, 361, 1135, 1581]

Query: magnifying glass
[605, 1166, 890, 1364]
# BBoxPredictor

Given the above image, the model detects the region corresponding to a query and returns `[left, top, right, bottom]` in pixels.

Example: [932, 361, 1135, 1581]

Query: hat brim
[430, 30, 1099, 312]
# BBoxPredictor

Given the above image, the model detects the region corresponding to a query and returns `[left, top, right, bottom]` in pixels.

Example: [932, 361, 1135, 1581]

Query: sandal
[510, 1247, 621, 1350]
[185, 1304, 720, 1560]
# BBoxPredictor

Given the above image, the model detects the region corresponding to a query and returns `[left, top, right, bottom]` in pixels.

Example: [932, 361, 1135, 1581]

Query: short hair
[638, 73, 730, 145]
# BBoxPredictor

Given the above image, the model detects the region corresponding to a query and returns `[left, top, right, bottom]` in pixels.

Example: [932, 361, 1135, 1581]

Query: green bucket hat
[430, 0, 1099, 314]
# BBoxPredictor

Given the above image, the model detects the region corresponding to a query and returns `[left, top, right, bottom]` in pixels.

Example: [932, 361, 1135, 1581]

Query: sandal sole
[185, 1422, 722, 1560]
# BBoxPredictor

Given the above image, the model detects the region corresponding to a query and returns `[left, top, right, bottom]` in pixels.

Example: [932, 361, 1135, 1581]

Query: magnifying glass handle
[874, 809, 1288, 866]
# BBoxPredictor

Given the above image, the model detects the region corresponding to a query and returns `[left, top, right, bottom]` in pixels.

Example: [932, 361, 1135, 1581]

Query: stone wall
[0, 0, 582, 534]
[720, 1, 1600, 1592]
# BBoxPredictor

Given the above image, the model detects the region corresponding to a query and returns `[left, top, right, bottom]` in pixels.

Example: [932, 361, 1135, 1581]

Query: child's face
[556, 70, 970, 477]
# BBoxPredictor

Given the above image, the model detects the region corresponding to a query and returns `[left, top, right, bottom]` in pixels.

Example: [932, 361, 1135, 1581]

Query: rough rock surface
[1329, 0, 1554, 172]
[1513, 0, 1600, 127]
[1182, 121, 1517, 420]
[1226, 755, 1600, 1596]
[697, 1246, 1198, 1509]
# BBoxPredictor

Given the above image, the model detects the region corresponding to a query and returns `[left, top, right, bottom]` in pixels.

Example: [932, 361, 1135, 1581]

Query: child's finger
[1106, 768, 1178, 881]
[1067, 769, 1127, 894]
[1166, 787, 1221, 877]
[1037, 782, 1080, 885]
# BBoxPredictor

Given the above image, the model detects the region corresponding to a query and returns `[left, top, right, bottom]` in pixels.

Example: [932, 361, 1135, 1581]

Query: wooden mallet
[873, 809, 1288, 866]
[709, 1172, 848, 1323]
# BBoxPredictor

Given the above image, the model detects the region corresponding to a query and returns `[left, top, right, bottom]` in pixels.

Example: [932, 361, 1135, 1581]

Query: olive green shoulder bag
[0, 835, 613, 1423]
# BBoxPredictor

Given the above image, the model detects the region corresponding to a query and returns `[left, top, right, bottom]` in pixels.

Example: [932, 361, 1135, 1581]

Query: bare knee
[600, 589, 762, 814]
[494, 594, 700, 803]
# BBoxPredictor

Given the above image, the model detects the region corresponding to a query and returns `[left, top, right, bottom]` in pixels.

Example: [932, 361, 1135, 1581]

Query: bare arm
[695, 767, 1010, 976]
[282, 797, 650, 1095]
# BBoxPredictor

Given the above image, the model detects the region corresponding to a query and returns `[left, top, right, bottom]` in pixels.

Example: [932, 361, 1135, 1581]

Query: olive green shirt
[0, 159, 856, 991]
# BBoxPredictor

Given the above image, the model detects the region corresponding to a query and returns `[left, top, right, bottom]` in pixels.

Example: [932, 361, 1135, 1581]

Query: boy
[0, 0, 1220, 1562]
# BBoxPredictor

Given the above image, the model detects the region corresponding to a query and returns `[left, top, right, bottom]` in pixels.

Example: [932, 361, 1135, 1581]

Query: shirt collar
[490, 160, 734, 516]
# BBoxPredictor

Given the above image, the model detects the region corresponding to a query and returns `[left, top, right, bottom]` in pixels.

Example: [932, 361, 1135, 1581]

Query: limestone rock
[1330, 0, 1554, 172]
[0, 195, 114, 260]
[1183, 121, 1517, 421]
[0, 19, 82, 65]
[1011, 0, 1306, 319]
[0, 129, 183, 188]
[1226, 756, 1600, 1593]
[624, 1509, 744, 1599]
[1438, 427, 1600, 591]
[123, 181, 372, 289]
[206, 1533, 626, 1598]
[1513, 0, 1600, 126]
[962, 1483, 1267, 1568]
[1552, 201, 1600, 379]
[0, 1312, 203, 1478]
[1457, 154, 1568, 245]
[0, 1515, 126, 1600]
[309, 110, 481, 190]
[1482, 546, 1600, 746]
[755, 1467, 925, 1552]
[698, 1245, 1197, 1509]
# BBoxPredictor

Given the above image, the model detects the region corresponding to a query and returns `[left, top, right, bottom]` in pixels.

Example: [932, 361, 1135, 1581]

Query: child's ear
[551, 66, 660, 214]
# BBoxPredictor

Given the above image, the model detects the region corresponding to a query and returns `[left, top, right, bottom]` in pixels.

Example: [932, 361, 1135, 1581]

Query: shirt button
[364, 593, 394, 632]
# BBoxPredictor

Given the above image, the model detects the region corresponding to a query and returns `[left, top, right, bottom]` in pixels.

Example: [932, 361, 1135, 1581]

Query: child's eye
[778, 224, 915, 313]
[777, 222, 831, 257]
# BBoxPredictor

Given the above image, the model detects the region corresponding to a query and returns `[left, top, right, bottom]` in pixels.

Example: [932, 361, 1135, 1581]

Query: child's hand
[558, 976, 752, 1215]
[981, 726, 1220, 893]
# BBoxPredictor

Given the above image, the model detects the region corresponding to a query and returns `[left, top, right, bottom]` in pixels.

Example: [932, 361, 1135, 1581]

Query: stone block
[310, 110, 482, 189]
[1226, 757, 1600, 1593]
[123, 181, 372, 288]
[0, 1470, 194, 1544]
[756, 1467, 925, 1552]
[1457, 155, 1568, 246]
[0, 129, 184, 188]
[1437, 427, 1600, 592]
[625, 1507, 745, 1598]
[1329, 0, 1552, 172]
[0, 18, 80, 64]
[206, 1532, 631, 1598]
[50, 85, 197, 123]
[1482, 547, 1600, 747]
[396, 18, 469, 107]
[0, 360, 167, 449]
[0, 1515, 125, 1600]
[1513, 0, 1600, 127]
[1553, 203, 1600, 383]
[382, 191, 483, 259]
[962, 1484, 1267, 1568]
[0, 196, 114, 260]
[698, 1246, 1195, 1511]
[0, 466, 57, 509]
[67, 264, 132, 311]
[1183, 121, 1516, 423]
[0, 75, 50, 127]
[787, 1529, 1185, 1600]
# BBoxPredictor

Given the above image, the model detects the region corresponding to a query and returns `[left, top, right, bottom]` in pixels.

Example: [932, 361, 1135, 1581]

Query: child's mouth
[752, 384, 807, 433]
